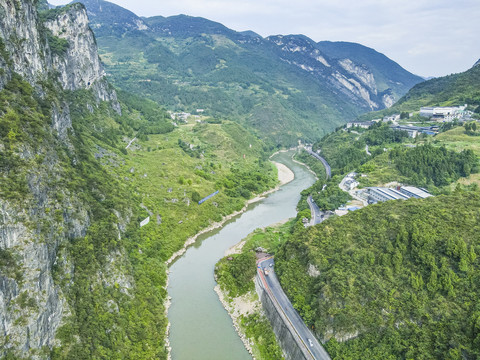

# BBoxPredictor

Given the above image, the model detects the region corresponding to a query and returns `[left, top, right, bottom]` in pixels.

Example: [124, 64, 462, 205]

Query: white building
[399, 186, 432, 199]
[420, 105, 467, 121]
[346, 121, 374, 129]
[383, 114, 400, 123]
[367, 186, 432, 203]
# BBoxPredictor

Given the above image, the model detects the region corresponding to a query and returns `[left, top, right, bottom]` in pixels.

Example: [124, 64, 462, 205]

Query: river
[167, 150, 316, 360]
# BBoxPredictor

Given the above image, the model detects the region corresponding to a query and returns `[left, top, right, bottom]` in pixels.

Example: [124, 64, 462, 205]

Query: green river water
[167, 150, 316, 359]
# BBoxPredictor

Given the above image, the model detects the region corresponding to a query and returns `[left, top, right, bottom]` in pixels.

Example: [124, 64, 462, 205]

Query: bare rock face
[44, 3, 120, 110]
[0, 0, 120, 140]
[0, 1, 126, 358]
[0, 0, 46, 85]
[0, 173, 91, 358]
[266, 35, 386, 111]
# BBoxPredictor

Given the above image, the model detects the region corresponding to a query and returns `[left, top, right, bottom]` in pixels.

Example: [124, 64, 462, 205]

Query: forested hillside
[276, 194, 480, 359]
[0, 2, 276, 358]
[359, 60, 480, 120]
[74, 0, 423, 145]
[307, 121, 479, 194]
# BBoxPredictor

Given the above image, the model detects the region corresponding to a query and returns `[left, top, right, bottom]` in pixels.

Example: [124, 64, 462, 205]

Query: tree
[191, 191, 201, 203]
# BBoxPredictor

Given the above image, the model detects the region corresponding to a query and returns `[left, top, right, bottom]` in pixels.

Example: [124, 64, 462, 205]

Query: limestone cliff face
[0, 0, 120, 122]
[0, 1, 126, 358]
[266, 35, 390, 111]
[0, 0, 46, 86]
[44, 3, 119, 108]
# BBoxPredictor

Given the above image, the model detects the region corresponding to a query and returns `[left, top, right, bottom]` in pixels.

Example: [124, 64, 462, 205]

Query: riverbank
[165, 160, 294, 266]
[165, 155, 297, 359]
[292, 154, 319, 180]
[214, 283, 261, 360]
[215, 224, 293, 360]
[273, 161, 295, 186]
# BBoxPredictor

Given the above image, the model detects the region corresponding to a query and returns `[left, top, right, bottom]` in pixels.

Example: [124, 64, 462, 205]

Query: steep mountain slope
[316, 41, 422, 106]
[0, 1, 277, 358]
[0, 1, 140, 358]
[276, 194, 480, 359]
[359, 59, 480, 120]
[395, 59, 480, 110]
[73, 0, 423, 145]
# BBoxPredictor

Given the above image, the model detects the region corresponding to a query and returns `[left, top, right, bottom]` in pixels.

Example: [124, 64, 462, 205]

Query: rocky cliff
[266, 35, 402, 110]
[0, 1, 129, 358]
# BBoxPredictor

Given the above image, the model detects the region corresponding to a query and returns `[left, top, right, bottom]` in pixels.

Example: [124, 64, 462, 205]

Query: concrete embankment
[255, 275, 313, 360]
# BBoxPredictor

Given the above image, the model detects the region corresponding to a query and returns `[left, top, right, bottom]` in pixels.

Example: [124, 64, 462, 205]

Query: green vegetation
[76, 0, 422, 145]
[301, 120, 480, 196]
[117, 90, 174, 135]
[309, 176, 352, 211]
[215, 224, 294, 360]
[96, 29, 348, 145]
[434, 125, 480, 157]
[276, 193, 480, 359]
[47, 33, 69, 56]
[240, 313, 285, 360]
[294, 150, 327, 179]
[0, 74, 49, 201]
[396, 62, 480, 110]
[313, 123, 409, 176]
[0, 65, 277, 358]
[111, 120, 277, 260]
[359, 59, 480, 121]
[216, 252, 257, 297]
[389, 144, 478, 187]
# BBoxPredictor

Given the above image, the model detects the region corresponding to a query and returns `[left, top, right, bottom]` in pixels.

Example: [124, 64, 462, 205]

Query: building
[399, 186, 432, 199]
[390, 125, 438, 138]
[367, 187, 410, 203]
[367, 186, 432, 203]
[420, 105, 467, 122]
[346, 121, 374, 129]
[383, 114, 400, 123]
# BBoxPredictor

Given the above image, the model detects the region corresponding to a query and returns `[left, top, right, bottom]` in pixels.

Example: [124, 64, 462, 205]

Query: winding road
[257, 257, 331, 360]
[307, 195, 324, 226]
[304, 148, 331, 179]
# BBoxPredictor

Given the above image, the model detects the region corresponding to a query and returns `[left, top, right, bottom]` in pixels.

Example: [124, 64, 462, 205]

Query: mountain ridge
[72, 0, 423, 145]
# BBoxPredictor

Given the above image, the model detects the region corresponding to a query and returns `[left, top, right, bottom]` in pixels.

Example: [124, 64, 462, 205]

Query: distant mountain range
[357, 58, 480, 118]
[72, 0, 423, 145]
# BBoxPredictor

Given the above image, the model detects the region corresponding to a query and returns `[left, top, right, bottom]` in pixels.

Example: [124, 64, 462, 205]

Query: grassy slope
[96, 32, 350, 146]
[107, 119, 277, 260]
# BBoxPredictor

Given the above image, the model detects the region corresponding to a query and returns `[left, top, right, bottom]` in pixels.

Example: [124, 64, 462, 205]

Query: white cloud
[48, 0, 480, 76]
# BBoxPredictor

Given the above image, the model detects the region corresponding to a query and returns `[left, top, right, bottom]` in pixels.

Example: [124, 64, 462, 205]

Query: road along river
[167, 150, 316, 360]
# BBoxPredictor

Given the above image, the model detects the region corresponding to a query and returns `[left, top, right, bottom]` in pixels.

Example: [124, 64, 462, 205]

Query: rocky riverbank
[165, 159, 294, 359]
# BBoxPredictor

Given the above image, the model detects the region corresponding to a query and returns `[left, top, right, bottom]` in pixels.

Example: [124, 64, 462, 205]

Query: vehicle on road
[264, 268, 269, 276]
[308, 338, 314, 347]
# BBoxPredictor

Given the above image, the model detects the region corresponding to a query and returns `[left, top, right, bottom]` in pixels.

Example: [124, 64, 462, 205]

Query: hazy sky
[48, 0, 480, 78]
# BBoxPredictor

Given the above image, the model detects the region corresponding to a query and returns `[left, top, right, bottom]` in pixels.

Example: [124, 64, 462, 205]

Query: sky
[48, 0, 480, 78]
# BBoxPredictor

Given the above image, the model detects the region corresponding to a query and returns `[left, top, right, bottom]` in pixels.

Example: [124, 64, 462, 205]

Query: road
[125, 136, 137, 149]
[338, 173, 368, 207]
[365, 144, 371, 156]
[307, 195, 323, 226]
[257, 257, 331, 360]
[304, 149, 331, 179]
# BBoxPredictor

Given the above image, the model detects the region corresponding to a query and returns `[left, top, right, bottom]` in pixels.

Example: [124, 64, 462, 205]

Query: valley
[0, 0, 479, 359]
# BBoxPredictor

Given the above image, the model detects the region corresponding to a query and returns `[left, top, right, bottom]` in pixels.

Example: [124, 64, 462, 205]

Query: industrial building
[398, 186, 432, 199]
[367, 186, 432, 203]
